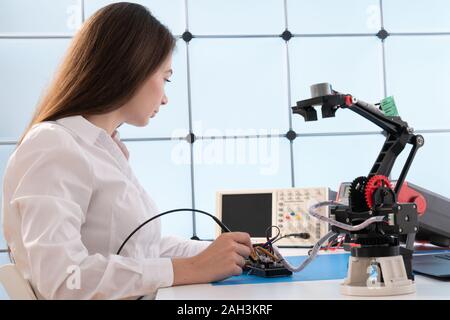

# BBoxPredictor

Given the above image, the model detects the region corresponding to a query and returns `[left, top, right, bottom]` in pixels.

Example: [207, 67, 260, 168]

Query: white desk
[156, 248, 450, 300]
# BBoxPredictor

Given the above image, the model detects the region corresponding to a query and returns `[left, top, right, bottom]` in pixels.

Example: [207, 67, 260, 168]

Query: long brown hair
[18, 2, 175, 145]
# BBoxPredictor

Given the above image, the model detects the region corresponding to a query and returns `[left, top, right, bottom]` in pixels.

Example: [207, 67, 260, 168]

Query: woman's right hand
[172, 232, 252, 285]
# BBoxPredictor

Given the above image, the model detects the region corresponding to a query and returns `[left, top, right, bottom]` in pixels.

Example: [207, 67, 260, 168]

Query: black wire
[260, 225, 281, 252]
[116, 208, 231, 255]
[117, 208, 231, 301]
[265, 225, 281, 243]
[271, 232, 311, 245]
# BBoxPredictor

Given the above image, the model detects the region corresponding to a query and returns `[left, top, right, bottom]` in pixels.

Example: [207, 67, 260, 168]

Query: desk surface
[156, 248, 450, 300]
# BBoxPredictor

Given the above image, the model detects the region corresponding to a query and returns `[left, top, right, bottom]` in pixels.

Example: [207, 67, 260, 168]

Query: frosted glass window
[0, 253, 10, 268]
[391, 132, 450, 198]
[0, 0, 81, 35]
[84, 0, 186, 36]
[384, 36, 450, 131]
[125, 140, 194, 238]
[118, 41, 190, 139]
[189, 38, 289, 135]
[0, 39, 70, 141]
[188, 0, 284, 35]
[0, 145, 15, 249]
[193, 137, 291, 239]
[294, 134, 386, 191]
[287, 0, 381, 34]
[383, 0, 450, 33]
[289, 37, 384, 134]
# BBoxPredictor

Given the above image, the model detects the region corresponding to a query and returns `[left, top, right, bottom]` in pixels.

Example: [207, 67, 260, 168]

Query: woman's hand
[172, 232, 252, 285]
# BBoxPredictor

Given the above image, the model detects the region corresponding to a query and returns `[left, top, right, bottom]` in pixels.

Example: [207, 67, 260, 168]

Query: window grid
[380, 0, 388, 97]
[1, 0, 450, 245]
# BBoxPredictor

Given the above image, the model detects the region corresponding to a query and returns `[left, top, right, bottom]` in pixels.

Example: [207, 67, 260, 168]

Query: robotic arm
[293, 82, 424, 193]
[291, 83, 425, 295]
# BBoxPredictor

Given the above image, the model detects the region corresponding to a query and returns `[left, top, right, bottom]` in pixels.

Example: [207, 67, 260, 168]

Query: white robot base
[340, 255, 416, 296]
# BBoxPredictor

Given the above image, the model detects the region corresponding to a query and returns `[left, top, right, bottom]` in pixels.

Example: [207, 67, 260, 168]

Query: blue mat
[212, 249, 450, 286]
[212, 253, 350, 286]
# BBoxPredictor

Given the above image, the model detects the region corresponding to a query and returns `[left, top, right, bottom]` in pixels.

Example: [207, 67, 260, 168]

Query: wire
[272, 230, 338, 273]
[116, 208, 231, 255]
[260, 225, 281, 251]
[119, 208, 230, 301]
[255, 246, 278, 261]
[265, 225, 281, 244]
[288, 200, 386, 233]
[274, 201, 388, 274]
[271, 232, 311, 245]
[321, 233, 343, 251]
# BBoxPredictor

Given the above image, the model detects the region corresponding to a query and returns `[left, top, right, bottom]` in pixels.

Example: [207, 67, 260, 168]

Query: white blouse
[2, 115, 210, 300]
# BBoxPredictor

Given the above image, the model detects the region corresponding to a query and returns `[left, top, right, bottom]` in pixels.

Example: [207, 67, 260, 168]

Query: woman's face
[121, 53, 173, 127]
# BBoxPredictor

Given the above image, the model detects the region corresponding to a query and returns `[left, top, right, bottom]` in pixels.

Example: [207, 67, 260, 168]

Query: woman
[2, 2, 251, 300]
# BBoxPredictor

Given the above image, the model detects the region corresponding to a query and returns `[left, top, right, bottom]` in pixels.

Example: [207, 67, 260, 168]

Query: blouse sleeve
[159, 235, 211, 258]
